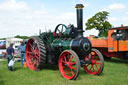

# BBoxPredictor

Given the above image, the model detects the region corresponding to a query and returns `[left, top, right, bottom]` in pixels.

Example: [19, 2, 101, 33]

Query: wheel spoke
[28, 58, 33, 65]
[57, 29, 61, 33]
[92, 55, 95, 60]
[86, 64, 90, 67]
[34, 51, 38, 55]
[67, 54, 70, 60]
[27, 51, 32, 54]
[31, 56, 34, 63]
[71, 62, 76, 66]
[95, 64, 99, 70]
[61, 25, 63, 33]
[35, 53, 39, 57]
[35, 49, 39, 57]
[92, 66, 95, 72]
[62, 66, 66, 68]
[29, 62, 33, 65]
[95, 57, 99, 60]
[89, 65, 93, 71]
[33, 43, 37, 50]
[35, 55, 39, 60]
[67, 68, 70, 76]
[31, 46, 35, 52]
[35, 59, 39, 65]
[62, 61, 66, 64]
[96, 62, 101, 65]
[34, 57, 38, 65]
[64, 56, 67, 62]
[64, 68, 69, 74]
[34, 46, 38, 53]
[29, 43, 33, 48]
[69, 56, 73, 62]
[70, 66, 76, 70]
[70, 68, 75, 76]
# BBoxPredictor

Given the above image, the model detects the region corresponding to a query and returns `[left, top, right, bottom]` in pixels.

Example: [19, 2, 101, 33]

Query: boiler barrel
[52, 37, 91, 59]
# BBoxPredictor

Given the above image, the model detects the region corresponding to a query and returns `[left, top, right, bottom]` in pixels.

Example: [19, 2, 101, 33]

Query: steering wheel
[54, 24, 68, 35]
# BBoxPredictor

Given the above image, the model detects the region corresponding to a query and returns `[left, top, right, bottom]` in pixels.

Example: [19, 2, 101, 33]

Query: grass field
[0, 58, 128, 85]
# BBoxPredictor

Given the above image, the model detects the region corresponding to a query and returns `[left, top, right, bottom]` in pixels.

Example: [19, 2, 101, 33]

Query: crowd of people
[6, 41, 26, 71]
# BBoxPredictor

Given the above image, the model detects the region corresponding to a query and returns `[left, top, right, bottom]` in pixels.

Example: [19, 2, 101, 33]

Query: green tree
[0, 38, 6, 40]
[85, 11, 112, 37]
[15, 35, 30, 39]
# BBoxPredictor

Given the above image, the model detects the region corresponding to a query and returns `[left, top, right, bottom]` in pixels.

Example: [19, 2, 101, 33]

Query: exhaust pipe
[75, 4, 84, 37]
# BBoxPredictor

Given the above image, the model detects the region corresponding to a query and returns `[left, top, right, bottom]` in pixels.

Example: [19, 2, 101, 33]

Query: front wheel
[58, 50, 80, 80]
[83, 48, 104, 75]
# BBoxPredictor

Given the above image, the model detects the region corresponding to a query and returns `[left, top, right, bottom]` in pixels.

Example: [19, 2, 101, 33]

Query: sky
[0, 0, 128, 38]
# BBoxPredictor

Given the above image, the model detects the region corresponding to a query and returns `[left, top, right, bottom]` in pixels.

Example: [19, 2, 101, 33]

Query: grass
[0, 58, 128, 85]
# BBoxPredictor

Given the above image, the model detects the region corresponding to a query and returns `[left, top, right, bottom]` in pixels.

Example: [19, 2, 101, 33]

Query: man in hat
[6, 43, 15, 71]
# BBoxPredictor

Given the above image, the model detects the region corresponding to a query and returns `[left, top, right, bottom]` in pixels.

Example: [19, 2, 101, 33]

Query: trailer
[88, 26, 128, 59]
[0, 40, 6, 49]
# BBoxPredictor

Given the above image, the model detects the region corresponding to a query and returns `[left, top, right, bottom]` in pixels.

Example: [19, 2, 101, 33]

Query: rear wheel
[83, 48, 104, 75]
[25, 37, 46, 70]
[58, 50, 80, 80]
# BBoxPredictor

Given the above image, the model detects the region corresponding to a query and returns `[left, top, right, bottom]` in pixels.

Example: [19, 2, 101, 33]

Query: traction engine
[25, 4, 104, 80]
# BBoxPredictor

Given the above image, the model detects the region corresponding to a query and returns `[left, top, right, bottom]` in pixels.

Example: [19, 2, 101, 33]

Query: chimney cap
[75, 4, 84, 9]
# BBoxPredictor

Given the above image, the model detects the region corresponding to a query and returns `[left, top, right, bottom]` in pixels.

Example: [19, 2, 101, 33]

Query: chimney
[75, 4, 84, 37]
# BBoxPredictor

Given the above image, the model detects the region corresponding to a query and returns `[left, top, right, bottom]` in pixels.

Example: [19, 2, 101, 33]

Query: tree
[0, 38, 6, 40]
[15, 35, 30, 39]
[85, 11, 112, 37]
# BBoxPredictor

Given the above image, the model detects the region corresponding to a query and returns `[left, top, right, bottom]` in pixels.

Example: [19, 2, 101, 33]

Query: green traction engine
[25, 4, 104, 80]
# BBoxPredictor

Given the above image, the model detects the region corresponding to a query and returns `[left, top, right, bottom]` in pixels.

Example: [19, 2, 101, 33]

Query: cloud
[72, 0, 88, 7]
[101, 3, 128, 27]
[0, 0, 49, 37]
[57, 12, 76, 25]
[0, 0, 78, 38]
[108, 16, 128, 27]
[108, 3, 126, 10]
[109, 17, 118, 22]
[102, 3, 126, 11]
[0, 0, 29, 12]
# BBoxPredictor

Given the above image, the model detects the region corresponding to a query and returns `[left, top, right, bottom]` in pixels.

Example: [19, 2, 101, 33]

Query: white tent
[6, 38, 23, 49]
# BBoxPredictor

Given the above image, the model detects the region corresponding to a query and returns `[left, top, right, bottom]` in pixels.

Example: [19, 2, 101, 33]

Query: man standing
[6, 43, 15, 71]
[18, 42, 26, 66]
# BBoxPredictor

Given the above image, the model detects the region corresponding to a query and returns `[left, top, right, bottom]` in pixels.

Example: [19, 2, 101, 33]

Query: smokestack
[75, 4, 84, 37]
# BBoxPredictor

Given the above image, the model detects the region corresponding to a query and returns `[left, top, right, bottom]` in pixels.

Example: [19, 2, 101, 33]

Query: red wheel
[25, 37, 46, 71]
[83, 48, 104, 75]
[58, 50, 80, 80]
[25, 38, 39, 70]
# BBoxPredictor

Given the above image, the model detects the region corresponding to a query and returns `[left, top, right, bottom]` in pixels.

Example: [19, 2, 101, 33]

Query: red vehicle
[88, 26, 128, 59]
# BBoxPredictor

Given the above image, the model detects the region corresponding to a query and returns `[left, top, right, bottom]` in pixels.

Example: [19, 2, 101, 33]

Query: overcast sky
[0, 0, 128, 38]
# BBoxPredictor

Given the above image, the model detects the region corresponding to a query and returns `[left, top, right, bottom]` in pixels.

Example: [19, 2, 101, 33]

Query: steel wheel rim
[59, 51, 77, 80]
[83, 51, 101, 75]
[25, 38, 39, 70]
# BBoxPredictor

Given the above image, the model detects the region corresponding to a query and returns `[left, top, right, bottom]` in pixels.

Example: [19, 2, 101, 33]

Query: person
[18, 41, 26, 66]
[6, 43, 15, 71]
